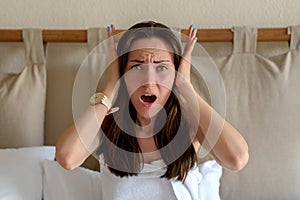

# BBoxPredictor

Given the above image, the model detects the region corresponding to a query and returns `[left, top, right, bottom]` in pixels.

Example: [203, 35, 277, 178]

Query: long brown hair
[98, 21, 198, 182]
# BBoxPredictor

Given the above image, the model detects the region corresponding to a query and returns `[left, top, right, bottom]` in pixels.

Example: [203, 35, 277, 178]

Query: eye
[131, 65, 142, 70]
[157, 65, 168, 71]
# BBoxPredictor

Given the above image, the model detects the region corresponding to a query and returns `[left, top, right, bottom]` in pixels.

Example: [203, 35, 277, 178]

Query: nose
[142, 66, 156, 86]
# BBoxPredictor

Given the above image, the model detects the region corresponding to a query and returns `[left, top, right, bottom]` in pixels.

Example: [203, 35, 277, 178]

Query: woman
[56, 21, 249, 199]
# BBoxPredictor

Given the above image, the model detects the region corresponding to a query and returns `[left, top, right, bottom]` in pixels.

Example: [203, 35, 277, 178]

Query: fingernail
[195, 28, 198, 32]
[194, 37, 198, 42]
[110, 24, 113, 28]
[191, 24, 194, 29]
[107, 26, 110, 31]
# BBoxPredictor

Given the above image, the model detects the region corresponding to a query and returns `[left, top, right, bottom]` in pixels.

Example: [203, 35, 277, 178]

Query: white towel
[99, 156, 222, 200]
[198, 160, 222, 200]
[100, 158, 177, 200]
[171, 160, 222, 200]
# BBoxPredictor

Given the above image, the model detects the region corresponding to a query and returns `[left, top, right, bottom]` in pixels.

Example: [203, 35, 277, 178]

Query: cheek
[159, 72, 176, 90]
[160, 87, 173, 101]
[123, 71, 139, 96]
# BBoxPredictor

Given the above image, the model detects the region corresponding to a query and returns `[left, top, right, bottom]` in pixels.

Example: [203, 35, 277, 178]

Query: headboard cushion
[0, 29, 46, 148]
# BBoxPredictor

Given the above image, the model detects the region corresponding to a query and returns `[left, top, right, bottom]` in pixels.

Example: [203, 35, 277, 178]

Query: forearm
[196, 95, 249, 171]
[56, 103, 108, 170]
[179, 82, 248, 171]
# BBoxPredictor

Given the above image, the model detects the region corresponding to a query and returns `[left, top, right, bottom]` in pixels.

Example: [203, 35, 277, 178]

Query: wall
[0, 0, 300, 29]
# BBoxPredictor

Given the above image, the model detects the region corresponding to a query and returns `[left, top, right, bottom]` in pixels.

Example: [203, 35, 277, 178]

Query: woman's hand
[56, 25, 120, 170]
[103, 24, 120, 101]
[175, 25, 199, 137]
[176, 25, 198, 97]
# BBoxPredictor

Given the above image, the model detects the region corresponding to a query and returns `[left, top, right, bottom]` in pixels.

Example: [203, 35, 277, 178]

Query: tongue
[141, 95, 156, 103]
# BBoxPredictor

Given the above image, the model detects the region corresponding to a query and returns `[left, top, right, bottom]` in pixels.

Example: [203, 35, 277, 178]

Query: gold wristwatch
[89, 92, 119, 115]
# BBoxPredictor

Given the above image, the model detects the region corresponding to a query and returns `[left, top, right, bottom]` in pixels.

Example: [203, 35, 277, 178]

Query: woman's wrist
[102, 91, 114, 103]
[177, 82, 196, 98]
[102, 83, 117, 102]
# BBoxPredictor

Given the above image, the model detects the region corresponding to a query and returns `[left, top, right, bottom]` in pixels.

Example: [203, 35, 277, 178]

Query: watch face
[89, 94, 95, 104]
[90, 93, 102, 105]
[89, 93, 110, 108]
[89, 93, 118, 115]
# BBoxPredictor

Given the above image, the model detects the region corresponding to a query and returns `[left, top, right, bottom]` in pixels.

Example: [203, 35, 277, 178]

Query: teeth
[140, 94, 157, 104]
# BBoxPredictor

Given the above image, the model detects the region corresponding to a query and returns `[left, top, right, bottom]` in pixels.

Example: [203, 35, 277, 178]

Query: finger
[107, 24, 117, 48]
[110, 24, 115, 35]
[107, 24, 111, 37]
[190, 24, 198, 38]
[107, 24, 114, 38]
[188, 25, 193, 38]
[189, 25, 197, 40]
[106, 24, 118, 63]
[188, 26, 198, 49]
[192, 27, 197, 39]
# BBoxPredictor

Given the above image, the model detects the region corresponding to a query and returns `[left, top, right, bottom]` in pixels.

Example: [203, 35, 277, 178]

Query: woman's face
[124, 37, 176, 123]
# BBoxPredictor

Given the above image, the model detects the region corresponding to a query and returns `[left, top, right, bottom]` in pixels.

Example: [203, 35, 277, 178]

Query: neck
[135, 114, 157, 138]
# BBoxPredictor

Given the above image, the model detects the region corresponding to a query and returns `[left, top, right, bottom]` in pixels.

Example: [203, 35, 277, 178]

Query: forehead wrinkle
[128, 49, 172, 63]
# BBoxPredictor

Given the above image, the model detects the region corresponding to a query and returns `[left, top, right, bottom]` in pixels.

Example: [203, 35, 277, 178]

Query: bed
[1, 26, 300, 200]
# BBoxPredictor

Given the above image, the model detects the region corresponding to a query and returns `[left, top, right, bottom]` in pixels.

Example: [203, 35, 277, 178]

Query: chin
[136, 104, 163, 120]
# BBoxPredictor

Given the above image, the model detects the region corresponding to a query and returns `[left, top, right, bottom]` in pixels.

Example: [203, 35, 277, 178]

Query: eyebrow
[129, 59, 170, 63]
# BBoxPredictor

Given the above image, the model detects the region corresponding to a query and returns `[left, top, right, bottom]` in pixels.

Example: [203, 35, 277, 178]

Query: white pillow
[43, 160, 102, 200]
[0, 146, 55, 200]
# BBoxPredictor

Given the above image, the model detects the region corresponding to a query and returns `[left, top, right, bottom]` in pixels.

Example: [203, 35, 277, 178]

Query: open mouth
[140, 94, 157, 104]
